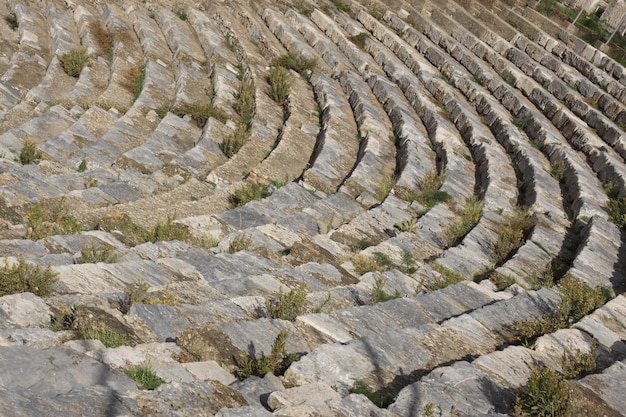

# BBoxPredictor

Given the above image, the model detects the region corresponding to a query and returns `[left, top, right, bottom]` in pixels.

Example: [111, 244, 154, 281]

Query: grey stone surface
[0, 292, 51, 327]
[231, 373, 285, 407]
[389, 361, 514, 416]
[576, 360, 626, 414]
[0, 345, 136, 395]
[130, 303, 191, 342]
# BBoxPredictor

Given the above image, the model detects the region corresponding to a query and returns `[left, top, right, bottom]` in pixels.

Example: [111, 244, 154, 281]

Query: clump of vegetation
[502, 71, 517, 86]
[122, 62, 146, 101]
[512, 115, 532, 131]
[401, 250, 417, 274]
[171, 102, 228, 126]
[77, 321, 129, 348]
[351, 253, 383, 276]
[550, 161, 566, 182]
[534, 0, 577, 20]
[0, 255, 57, 297]
[444, 196, 483, 247]
[5, 13, 18, 31]
[266, 283, 309, 321]
[77, 158, 88, 172]
[221, 123, 250, 157]
[330, 0, 351, 12]
[26, 198, 82, 240]
[235, 72, 256, 125]
[514, 275, 610, 346]
[375, 177, 395, 201]
[77, 243, 119, 264]
[562, 339, 597, 380]
[235, 330, 299, 379]
[349, 32, 369, 50]
[125, 363, 163, 390]
[19, 137, 42, 165]
[491, 209, 536, 265]
[607, 197, 626, 229]
[351, 380, 393, 408]
[525, 263, 555, 290]
[96, 213, 147, 247]
[228, 233, 252, 253]
[489, 271, 516, 290]
[124, 279, 179, 308]
[89, 21, 115, 58]
[172, 8, 187, 21]
[275, 52, 317, 75]
[60, 48, 89, 78]
[397, 171, 450, 211]
[370, 276, 400, 304]
[268, 65, 291, 105]
[144, 214, 191, 243]
[513, 367, 569, 417]
[230, 182, 272, 207]
[427, 263, 464, 290]
[394, 217, 417, 233]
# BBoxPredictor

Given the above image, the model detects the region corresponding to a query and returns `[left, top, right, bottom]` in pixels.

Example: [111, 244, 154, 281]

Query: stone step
[366, 73, 436, 196]
[284, 287, 559, 395]
[510, 32, 626, 125]
[391, 293, 626, 415]
[450, 25, 611, 222]
[252, 67, 319, 183]
[309, 9, 381, 75]
[154, 7, 205, 63]
[129, 7, 172, 64]
[338, 71, 396, 202]
[117, 113, 202, 175]
[566, 216, 626, 294]
[503, 45, 626, 163]
[261, 8, 318, 64]
[285, 8, 353, 72]
[2, 1, 51, 93]
[303, 72, 360, 193]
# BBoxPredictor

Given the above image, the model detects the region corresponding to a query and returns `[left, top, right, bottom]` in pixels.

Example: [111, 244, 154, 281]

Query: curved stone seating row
[309, 9, 381, 75]
[565, 216, 626, 294]
[0, 104, 76, 168]
[63, 6, 110, 106]
[283, 9, 419, 201]
[403, 18, 572, 282]
[252, 73, 318, 183]
[2, 1, 50, 95]
[367, 72, 436, 196]
[261, 8, 318, 63]
[285, 287, 560, 395]
[410, 14, 611, 223]
[24, 2, 79, 106]
[364, 14, 475, 204]
[510, 32, 626, 126]
[117, 112, 202, 175]
[533, 31, 626, 106]
[503, 45, 626, 163]
[303, 72, 360, 193]
[408, 2, 626, 290]
[129, 6, 172, 64]
[264, 9, 397, 201]
[557, 28, 626, 88]
[155, 8, 205, 63]
[338, 71, 396, 201]
[181, 279, 508, 374]
[37, 104, 116, 163]
[284, 9, 353, 73]
[389, 293, 626, 415]
[488, 48, 626, 198]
